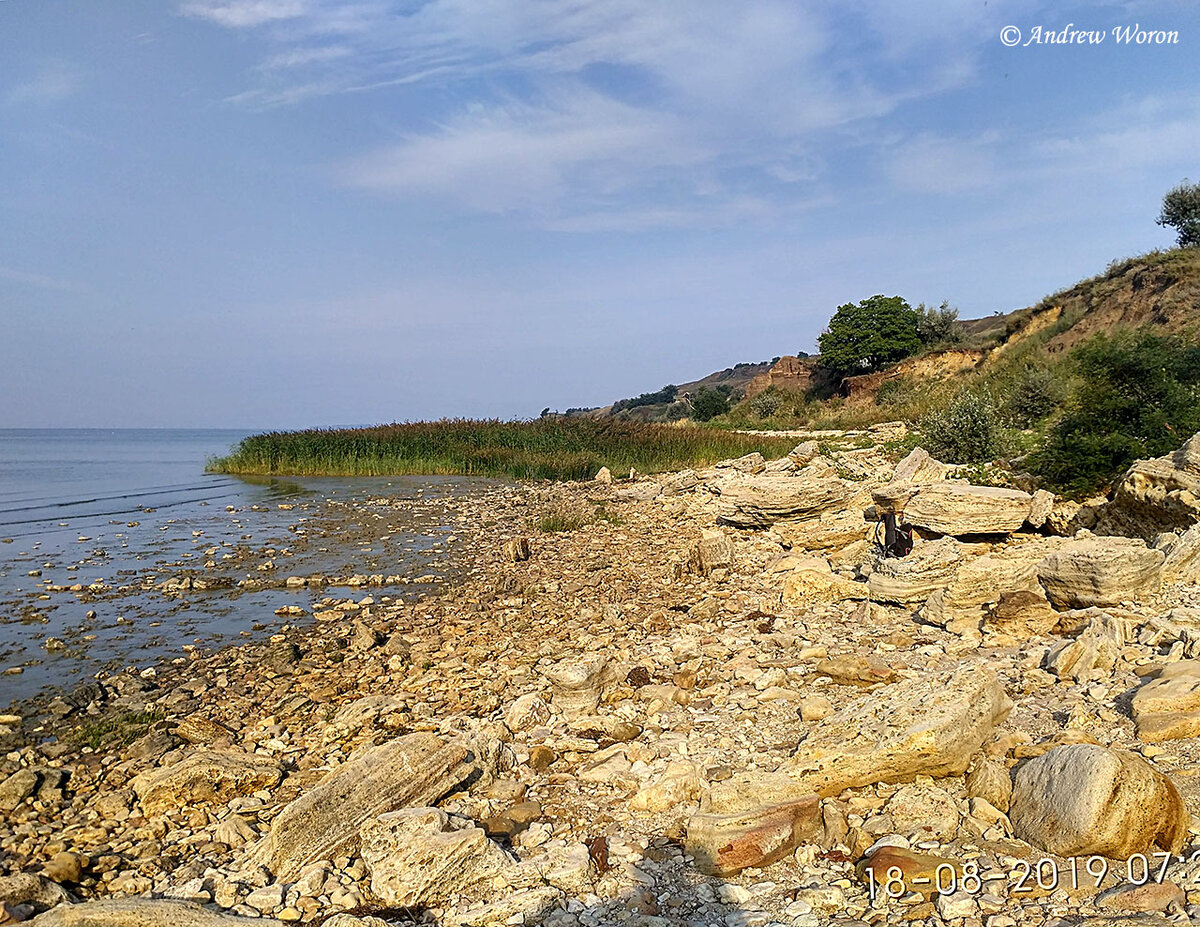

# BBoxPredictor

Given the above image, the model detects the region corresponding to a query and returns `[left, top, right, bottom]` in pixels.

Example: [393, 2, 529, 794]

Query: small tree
[817, 295, 922, 376]
[691, 386, 730, 421]
[917, 301, 963, 346]
[1157, 180, 1200, 248]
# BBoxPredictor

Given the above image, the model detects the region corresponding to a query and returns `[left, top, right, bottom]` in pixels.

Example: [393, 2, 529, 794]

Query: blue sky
[2, 0, 1198, 428]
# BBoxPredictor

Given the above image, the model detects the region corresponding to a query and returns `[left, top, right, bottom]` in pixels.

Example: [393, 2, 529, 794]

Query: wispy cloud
[180, 0, 309, 28]
[5, 59, 83, 106]
[0, 266, 81, 292]
[183, 0, 1013, 226]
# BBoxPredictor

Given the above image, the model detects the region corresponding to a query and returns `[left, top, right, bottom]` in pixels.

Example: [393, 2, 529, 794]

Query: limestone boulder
[1027, 489, 1055, 529]
[773, 667, 1012, 797]
[715, 473, 853, 529]
[1037, 536, 1164, 608]
[867, 538, 963, 604]
[257, 733, 477, 880]
[889, 447, 948, 485]
[1131, 661, 1200, 743]
[780, 564, 868, 606]
[1010, 745, 1188, 858]
[774, 507, 871, 552]
[688, 529, 733, 577]
[1160, 523, 1200, 583]
[982, 589, 1059, 645]
[131, 751, 282, 816]
[30, 900, 281, 926]
[900, 482, 1033, 536]
[360, 807, 514, 908]
[1107, 431, 1200, 534]
[661, 469, 699, 496]
[685, 795, 821, 875]
[1043, 609, 1127, 682]
[544, 653, 621, 718]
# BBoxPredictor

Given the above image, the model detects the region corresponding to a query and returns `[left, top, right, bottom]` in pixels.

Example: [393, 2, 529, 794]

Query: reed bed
[207, 419, 798, 481]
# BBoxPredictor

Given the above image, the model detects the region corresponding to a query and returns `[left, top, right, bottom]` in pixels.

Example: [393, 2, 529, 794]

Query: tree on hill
[916, 300, 963, 346]
[817, 295, 922, 376]
[1158, 180, 1200, 248]
[691, 385, 731, 421]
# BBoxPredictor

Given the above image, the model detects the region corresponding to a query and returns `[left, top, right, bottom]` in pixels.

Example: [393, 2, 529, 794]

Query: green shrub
[1158, 180, 1200, 248]
[920, 390, 1007, 463]
[1032, 332, 1200, 494]
[917, 301, 964, 346]
[749, 387, 785, 418]
[875, 375, 916, 408]
[1002, 365, 1064, 426]
[691, 386, 731, 421]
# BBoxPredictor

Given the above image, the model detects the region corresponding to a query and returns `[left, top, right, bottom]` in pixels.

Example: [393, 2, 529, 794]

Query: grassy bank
[208, 419, 798, 481]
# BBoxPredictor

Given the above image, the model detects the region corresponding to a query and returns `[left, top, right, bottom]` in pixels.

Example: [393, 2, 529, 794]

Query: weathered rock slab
[258, 732, 476, 880]
[1037, 536, 1164, 608]
[30, 900, 282, 926]
[775, 667, 1012, 797]
[131, 751, 282, 816]
[716, 474, 853, 528]
[900, 482, 1033, 536]
[685, 795, 821, 875]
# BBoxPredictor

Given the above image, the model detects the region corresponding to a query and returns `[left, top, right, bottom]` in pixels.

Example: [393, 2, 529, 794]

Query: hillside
[577, 247, 1200, 426]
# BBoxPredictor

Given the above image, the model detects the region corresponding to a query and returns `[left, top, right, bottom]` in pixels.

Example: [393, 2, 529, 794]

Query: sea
[0, 429, 481, 709]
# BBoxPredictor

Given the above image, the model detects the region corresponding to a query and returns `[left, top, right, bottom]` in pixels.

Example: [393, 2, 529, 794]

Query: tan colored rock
[1131, 661, 1200, 742]
[1096, 881, 1186, 913]
[502, 537, 531, 562]
[867, 537, 962, 604]
[1107, 431, 1200, 534]
[504, 693, 550, 732]
[593, 466, 612, 484]
[774, 508, 871, 552]
[629, 760, 704, 813]
[890, 447, 948, 485]
[172, 716, 232, 744]
[360, 807, 514, 907]
[688, 529, 733, 577]
[773, 667, 1011, 797]
[982, 589, 1059, 645]
[1027, 489, 1055, 529]
[545, 653, 620, 717]
[905, 482, 1033, 535]
[1037, 536, 1164, 608]
[258, 733, 476, 880]
[661, 469, 699, 496]
[813, 655, 895, 686]
[856, 846, 961, 899]
[1044, 609, 1126, 682]
[799, 695, 834, 722]
[131, 751, 282, 816]
[716, 474, 853, 528]
[885, 783, 960, 840]
[781, 567, 868, 606]
[685, 795, 821, 875]
[965, 756, 1012, 812]
[1010, 745, 1188, 858]
[29, 900, 281, 926]
[1160, 523, 1200, 583]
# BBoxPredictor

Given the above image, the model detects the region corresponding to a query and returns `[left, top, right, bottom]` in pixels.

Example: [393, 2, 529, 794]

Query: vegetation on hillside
[1158, 180, 1200, 248]
[208, 419, 797, 481]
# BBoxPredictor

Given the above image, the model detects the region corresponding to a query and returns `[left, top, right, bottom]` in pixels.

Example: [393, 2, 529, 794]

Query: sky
[2, 1, 1199, 428]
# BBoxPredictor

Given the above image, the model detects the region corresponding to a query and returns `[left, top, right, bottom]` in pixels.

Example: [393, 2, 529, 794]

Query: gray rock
[0, 768, 40, 812]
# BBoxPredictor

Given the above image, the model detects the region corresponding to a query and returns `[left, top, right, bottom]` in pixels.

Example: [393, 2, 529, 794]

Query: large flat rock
[867, 537, 963, 604]
[1107, 431, 1200, 534]
[715, 473, 853, 529]
[1036, 536, 1164, 608]
[257, 732, 477, 880]
[776, 666, 1012, 797]
[899, 482, 1033, 536]
[131, 751, 282, 816]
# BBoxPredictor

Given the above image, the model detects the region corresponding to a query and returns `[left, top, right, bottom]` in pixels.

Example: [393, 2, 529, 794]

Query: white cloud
[5, 60, 83, 106]
[181, 0, 309, 28]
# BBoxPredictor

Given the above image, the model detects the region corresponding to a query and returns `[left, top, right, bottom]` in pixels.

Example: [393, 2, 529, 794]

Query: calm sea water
[0, 430, 475, 708]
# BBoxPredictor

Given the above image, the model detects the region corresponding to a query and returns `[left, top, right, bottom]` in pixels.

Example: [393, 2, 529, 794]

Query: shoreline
[2, 437, 1200, 926]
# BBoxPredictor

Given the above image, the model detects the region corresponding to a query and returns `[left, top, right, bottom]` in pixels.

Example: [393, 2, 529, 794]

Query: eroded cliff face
[743, 355, 817, 401]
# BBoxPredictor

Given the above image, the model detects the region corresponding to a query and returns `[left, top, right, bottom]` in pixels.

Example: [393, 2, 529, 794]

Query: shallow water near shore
[0, 429, 496, 707]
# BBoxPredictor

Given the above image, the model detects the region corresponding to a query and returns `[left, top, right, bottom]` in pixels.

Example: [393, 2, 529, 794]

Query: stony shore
[3, 425, 1200, 927]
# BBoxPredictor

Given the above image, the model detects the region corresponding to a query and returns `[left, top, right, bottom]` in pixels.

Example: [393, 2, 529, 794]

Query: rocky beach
[4, 425, 1200, 927]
